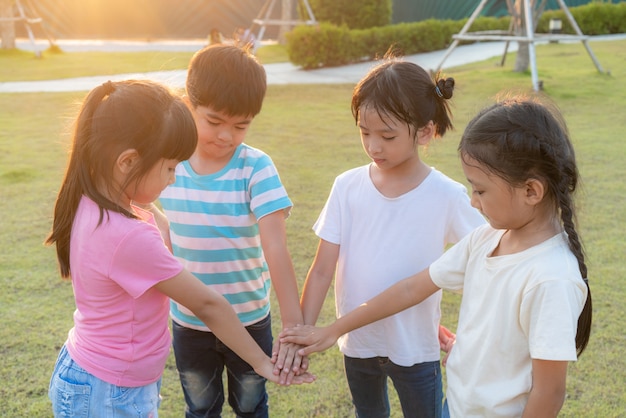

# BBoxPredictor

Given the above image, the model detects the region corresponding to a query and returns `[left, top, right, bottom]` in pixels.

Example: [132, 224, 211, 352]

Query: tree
[0, 0, 16, 49]
[512, 0, 547, 73]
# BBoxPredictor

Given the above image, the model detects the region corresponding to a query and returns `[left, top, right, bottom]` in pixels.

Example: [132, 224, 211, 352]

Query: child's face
[358, 107, 418, 171]
[132, 158, 179, 205]
[462, 155, 530, 230]
[191, 105, 252, 163]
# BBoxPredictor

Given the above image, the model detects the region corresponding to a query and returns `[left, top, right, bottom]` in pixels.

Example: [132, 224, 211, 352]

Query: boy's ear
[416, 120, 435, 145]
[116, 149, 139, 174]
[524, 178, 546, 205]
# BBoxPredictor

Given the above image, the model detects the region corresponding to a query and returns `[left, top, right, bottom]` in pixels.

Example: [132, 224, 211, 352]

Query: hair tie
[102, 80, 115, 95]
[434, 85, 444, 98]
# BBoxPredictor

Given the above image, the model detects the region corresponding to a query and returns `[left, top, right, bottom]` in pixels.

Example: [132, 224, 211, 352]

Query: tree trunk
[512, 0, 546, 73]
[514, 41, 530, 73]
[0, 0, 16, 49]
[513, 0, 529, 72]
[278, 0, 292, 45]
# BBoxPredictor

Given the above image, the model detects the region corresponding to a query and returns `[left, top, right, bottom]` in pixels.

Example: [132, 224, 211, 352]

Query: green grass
[0, 43, 288, 81]
[0, 39, 624, 417]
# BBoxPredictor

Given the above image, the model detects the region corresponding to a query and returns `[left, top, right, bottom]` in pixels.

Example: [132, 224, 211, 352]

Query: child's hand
[279, 324, 339, 357]
[271, 336, 309, 385]
[257, 357, 316, 386]
[438, 324, 456, 367]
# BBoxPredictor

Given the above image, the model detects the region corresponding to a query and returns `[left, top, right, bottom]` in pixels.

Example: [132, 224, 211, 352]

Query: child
[294, 57, 485, 417]
[45, 80, 313, 417]
[155, 44, 305, 417]
[281, 95, 592, 417]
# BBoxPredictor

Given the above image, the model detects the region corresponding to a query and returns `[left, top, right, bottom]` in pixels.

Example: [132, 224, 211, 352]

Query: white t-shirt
[314, 165, 485, 366]
[430, 224, 587, 417]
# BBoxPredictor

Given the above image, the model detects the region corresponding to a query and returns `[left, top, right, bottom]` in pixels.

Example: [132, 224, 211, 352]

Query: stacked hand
[279, 324, 456, 367]
[279, 324, 338, 357]
[270, 332, 316, 385]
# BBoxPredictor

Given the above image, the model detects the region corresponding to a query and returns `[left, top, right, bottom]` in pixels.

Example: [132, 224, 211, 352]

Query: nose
[217, 127, 233, 142]
[364, 137, 382, 155]
[470, 194, 481, 211]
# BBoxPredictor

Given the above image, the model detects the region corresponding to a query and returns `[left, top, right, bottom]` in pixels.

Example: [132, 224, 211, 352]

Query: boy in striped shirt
[156, 44, 305, 418]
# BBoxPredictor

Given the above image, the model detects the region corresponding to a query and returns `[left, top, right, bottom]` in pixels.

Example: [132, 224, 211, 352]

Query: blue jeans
[172, 315, 272, 418]
[344, 355, 443, 418]
[48, 344, 162, 417]
[442, 399, 450, 418]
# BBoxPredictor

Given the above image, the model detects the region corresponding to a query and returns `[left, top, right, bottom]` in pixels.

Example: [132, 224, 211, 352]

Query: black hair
[186, 44, 267, 117]
[351, 54, 455, 140]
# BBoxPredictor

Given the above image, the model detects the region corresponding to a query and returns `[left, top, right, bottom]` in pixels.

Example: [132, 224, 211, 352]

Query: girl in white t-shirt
[291, 55, 485, 418]
[281, 95, 592, 417]
[45, 80, 313, 417]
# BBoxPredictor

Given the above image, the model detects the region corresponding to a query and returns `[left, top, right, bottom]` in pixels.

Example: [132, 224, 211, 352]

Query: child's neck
[493, 216, 561, 256]
[369, 159, 430, 198]
[188, 151, 230, 175]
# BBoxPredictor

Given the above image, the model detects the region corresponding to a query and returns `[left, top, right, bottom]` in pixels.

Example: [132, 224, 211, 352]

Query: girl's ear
[416, 120, 435, 145]
[116, 149, 139, 174]
[525, 178, 546, 205]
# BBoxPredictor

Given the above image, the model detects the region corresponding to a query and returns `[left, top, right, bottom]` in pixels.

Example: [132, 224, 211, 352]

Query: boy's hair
[459, 95, 592, 356]
[186, 44, 267, 117]
[46, 79, 197, 278]
[351, 55, 455, 140]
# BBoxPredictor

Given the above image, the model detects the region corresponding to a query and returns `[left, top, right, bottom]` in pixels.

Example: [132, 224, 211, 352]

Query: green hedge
[287, 2, 626, 69]
[306, 0, 392, 29]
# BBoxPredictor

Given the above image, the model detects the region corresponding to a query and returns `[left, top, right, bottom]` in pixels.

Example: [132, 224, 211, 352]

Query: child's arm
[300, 239, 339, 325]
[155, 269, 315, 385]
[258, 211, 306, 382]
[281, 267, 440, 356]
[521, 359, 567, 417]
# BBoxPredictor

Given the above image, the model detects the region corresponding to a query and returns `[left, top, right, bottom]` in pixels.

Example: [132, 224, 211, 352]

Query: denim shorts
[48, 344, 162, 417]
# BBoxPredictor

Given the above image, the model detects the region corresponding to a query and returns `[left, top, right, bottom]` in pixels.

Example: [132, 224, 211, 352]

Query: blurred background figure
[208, 27, 224, 45]
[234, 26, 258, 53]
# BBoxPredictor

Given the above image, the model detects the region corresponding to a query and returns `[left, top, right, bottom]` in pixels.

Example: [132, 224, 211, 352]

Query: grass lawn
[0, 39, 624, 417]
[0, 43, 289, 81]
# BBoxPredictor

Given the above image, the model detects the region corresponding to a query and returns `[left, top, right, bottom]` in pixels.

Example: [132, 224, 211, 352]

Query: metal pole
[435, 0, 490, 72]
[523, 0, 540, 91]
[556, 0, 604, 73]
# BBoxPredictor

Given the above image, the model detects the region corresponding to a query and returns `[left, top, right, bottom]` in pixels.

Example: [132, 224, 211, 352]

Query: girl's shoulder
[335, 164, 369, 182]
[426, 168, 470, 192]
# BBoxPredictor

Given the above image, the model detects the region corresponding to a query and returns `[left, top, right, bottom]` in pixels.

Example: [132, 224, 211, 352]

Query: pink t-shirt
[66, 196, 183, 387]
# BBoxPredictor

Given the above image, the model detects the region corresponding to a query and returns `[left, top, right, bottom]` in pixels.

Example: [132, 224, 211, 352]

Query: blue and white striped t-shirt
[159, 143, 292, 331]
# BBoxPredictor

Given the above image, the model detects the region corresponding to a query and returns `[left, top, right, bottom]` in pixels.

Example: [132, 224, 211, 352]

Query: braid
[556, 181, 592, 356]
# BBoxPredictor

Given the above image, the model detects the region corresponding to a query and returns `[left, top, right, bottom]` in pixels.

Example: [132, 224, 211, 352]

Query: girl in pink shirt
[45, 80, 313, 417]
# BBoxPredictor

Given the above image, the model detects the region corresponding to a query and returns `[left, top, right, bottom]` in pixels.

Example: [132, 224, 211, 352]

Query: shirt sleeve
[249, 153, 292, 220]
[520, 279, 586, 361]
[109, 222, 184, 299]
[312, 176, 342, 245]
[429, 230, 474, 293]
